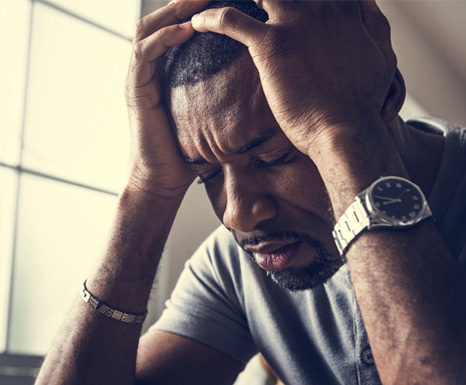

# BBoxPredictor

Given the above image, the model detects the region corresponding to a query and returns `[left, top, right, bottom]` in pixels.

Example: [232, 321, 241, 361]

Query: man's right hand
[125, 0, 210, 198]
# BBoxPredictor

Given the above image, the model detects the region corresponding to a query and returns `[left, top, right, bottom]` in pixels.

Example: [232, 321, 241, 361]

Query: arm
[35, 1, 242, 384]
[190, 1, 466, 383]
[35, 188, 183, 385]
[136, 330, 243, 384]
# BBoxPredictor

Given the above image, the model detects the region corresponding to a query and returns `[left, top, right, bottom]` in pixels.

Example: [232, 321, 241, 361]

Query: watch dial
[370, 177, 424, 223]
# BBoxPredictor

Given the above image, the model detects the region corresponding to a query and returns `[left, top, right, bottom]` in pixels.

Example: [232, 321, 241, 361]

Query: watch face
[369, 177, 426, 224]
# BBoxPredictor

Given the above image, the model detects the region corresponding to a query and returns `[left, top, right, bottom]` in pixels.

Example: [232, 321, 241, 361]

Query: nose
[221, 171, 277, 232]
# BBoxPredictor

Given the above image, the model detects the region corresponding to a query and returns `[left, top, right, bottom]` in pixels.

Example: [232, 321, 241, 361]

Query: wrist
[306, 118, 408, 217]
[332, 176, 433, 257]
[86, 183, 185, 313]
[126, 165, 193, 202]
[119, 182, 185, 224]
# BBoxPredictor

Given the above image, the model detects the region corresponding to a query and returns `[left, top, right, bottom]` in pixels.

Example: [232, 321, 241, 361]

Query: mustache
[234, 230, 321, 250]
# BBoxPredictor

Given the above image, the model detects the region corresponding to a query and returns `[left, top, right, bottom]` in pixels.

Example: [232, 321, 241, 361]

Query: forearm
[35, 187, 185, 385]
[312, 119, 466, 383]
[347, 222, 465, 384]
[308, 114, 409, 210]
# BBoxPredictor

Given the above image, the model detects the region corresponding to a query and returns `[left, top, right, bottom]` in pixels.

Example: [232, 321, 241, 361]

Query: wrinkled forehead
[167, 52, 260, 121]
[166, 54, 276, 157]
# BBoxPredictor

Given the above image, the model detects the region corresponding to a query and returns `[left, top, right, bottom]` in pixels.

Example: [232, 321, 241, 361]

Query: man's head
[165, 1, 343, 291]
[165, 1, 267, 88]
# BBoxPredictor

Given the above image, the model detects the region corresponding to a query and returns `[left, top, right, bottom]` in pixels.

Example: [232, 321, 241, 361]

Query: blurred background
[1, 0, 465, 384]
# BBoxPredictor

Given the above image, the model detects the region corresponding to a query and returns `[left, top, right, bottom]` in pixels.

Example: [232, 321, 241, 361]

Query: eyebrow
[182, 130, 277, 165]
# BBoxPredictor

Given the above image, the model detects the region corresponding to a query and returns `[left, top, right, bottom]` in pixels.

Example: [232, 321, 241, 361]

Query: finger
[358, 0, 397, 70]
[136, 23, 195, 63]
[191, 6, 268, 48]
[135, 0, 211, 42]
[127, 23, 195, 99]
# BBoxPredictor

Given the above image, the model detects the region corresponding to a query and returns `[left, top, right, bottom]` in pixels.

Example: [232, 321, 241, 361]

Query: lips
[246, 241, 300, 271]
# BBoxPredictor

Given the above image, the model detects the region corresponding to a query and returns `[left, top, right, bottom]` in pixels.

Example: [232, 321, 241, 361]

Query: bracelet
[81, 280, 147, 324]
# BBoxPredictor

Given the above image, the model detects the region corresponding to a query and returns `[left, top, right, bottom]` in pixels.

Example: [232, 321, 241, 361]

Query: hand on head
[125, 0, 405, 194]
[124, 0, 210, 197]
[190, 0, 403, 155]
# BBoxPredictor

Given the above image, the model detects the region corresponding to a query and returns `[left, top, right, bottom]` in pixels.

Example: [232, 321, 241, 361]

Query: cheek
[280, 160, 333, 220]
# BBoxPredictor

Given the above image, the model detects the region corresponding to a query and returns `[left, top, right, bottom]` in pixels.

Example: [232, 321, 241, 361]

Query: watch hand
[373, 195, 401, 204]
[382, 200, 401, 205]
[396, 188, 411, 200]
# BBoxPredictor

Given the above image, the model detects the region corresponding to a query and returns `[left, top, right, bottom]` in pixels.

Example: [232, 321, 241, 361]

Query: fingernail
[179, 20, 192, 30]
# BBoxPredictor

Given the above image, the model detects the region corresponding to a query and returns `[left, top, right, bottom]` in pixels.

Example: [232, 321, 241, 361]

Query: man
[35, 1, 466, 384]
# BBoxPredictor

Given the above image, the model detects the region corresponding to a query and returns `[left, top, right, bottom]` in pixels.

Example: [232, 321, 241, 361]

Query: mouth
[245, 240, 301, 271]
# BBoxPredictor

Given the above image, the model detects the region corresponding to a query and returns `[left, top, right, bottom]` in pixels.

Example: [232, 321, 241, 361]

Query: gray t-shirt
[154, 118, 466, 384]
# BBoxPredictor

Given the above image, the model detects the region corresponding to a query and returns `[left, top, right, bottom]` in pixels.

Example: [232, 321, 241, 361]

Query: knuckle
[153, 27, 169, 42]
[134, 17, 150, 41]
[218, 7, 238, 31]
[132, 40, 146, 61]
[124, 78, 140, 104]
[124, 83, 135, 104]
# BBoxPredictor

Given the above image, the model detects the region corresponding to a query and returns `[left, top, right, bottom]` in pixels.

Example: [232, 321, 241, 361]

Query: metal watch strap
[332, 196, 370, 256]
[81, 281, 147, 324]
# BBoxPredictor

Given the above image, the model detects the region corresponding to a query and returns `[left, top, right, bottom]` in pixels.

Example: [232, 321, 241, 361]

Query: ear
[381, 68, 406, 124]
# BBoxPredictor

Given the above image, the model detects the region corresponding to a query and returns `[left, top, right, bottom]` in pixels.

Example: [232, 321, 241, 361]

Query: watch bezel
[363, 176, 432, 229]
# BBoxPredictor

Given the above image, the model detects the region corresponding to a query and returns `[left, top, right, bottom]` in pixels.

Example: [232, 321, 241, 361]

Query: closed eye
[197, 169, 223, 185]
[256, 150, 296, 168]
[197, 150, 297, 184]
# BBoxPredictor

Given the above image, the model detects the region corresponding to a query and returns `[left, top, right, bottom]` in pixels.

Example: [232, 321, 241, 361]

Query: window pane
[22, 3, 131, 193]
[8, 174, 118, 355]
[0, 168, 18, 353]
[0, 0, 30, 166]
[46, 0, 140, 38]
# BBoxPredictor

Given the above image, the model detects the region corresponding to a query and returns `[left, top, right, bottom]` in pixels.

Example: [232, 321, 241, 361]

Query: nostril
[222, 194, 277, 233]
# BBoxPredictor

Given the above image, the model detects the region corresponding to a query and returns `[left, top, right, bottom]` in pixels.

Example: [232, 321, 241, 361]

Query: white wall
[379, 0, 466, 127]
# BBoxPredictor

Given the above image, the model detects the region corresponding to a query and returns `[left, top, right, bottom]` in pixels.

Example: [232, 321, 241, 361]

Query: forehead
[168, 54, 279, 161]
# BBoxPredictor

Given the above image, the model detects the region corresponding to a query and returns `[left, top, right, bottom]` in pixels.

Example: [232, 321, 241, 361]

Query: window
[0, 0, 140, 380]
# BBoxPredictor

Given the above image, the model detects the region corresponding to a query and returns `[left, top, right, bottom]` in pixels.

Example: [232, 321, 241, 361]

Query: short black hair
[165, 0, 268, 88]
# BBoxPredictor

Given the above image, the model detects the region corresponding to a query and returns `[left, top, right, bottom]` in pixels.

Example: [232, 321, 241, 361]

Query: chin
[267, 248, 343, 292]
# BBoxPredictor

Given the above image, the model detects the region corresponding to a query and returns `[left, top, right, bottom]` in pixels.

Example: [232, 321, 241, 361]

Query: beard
[237, 231, 343, 292]
[266, 241, 342, 291]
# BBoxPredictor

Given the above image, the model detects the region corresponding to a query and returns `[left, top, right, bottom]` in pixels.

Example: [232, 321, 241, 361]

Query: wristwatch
[332, 176, 433, 256]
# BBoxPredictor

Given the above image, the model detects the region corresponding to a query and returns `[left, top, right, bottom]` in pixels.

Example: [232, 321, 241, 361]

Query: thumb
[191, 6, 268, 49]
